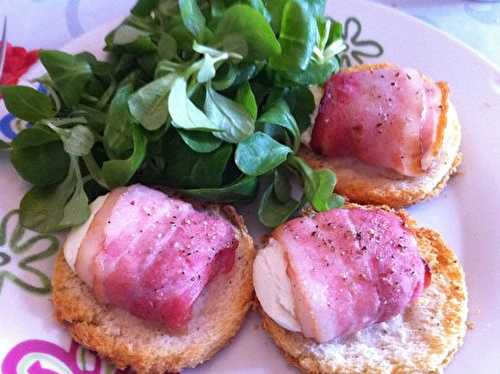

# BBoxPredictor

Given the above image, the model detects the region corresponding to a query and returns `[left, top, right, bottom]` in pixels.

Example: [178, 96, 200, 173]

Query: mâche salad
[0, 0, 346, 234]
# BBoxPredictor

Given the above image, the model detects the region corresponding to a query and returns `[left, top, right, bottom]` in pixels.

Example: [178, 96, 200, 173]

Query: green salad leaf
[270, 0, 316, 71]
[39, 50, 92, 107]
[235, 82, 258, 120]
[102, 124, 147, 188]
[1, 86, 55, 122]
[181, 175, 258, 202]
[19, 157, 90, 233]
[11, 127, 70, 186]
[235, 132, 292, 176]
[169, 76, 220, 131]
[178, 129, 222, 153]
[312, 169, 345, 210]
[131, 0, 160, 16]
[258, 183, 300, 228]
[158, 129, 232, 188]
[59, 125, 95, 157]
[246, 0, 271, 22]
[283, 86, 315, 132]
[288, 156, 344, 211]
[111, 25, 157, 53]
[129, 73, 176, 130]
[158, 33, 178, 60]
[267, 0, 326, 32]
[205, 83, 255, 143]
[216, 5, 281, 60]
[273, 166, 292, 202]
[258, 99, 300, 151]
[179, 0, 208, 41]
[104, 84, 134, 158]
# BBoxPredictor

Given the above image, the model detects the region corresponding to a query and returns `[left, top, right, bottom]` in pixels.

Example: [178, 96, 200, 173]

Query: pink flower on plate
[2, 339, 126, 374]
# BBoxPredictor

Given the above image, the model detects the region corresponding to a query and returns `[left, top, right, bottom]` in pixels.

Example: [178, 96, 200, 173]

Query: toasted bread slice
[300, 63, 462, 208]
[259, 206, 468, 373]
[52, 206, 255, 374]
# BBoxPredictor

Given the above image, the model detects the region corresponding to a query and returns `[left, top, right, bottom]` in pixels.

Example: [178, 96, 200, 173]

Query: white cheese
[253, 239, 301, 332]
[63, 194, 108, 271]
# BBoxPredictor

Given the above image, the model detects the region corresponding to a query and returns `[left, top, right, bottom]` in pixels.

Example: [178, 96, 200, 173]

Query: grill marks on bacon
[75, 185, 238, 333]
[274, 208, 428, 343]
[310, 65, 447, 177]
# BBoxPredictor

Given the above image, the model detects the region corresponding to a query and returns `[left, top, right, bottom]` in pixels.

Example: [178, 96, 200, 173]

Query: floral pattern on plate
[0, 210, 59, 295]
[341, 17, 384, 67]
[2, 339, 120, 374]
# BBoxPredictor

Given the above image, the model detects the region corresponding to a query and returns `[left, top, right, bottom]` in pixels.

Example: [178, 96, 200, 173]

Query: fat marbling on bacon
[75, 184, 238, 333]
[273, 207, 430, 343]
[310, 65, 448, 177]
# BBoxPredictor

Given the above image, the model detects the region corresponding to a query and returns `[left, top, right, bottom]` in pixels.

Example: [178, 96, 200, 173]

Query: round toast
[259, 206, 468, 373]
[52, 206, 255, 374]
[300, 63, 462, 208]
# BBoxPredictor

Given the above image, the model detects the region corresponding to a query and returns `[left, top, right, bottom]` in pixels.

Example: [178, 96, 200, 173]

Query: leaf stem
[44, 84, 62, 113]
[82, 154, 109, 190]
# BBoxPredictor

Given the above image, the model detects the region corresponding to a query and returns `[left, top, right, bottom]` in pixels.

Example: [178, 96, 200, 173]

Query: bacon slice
[75, 184, 238, 333]
[273, 207, 428, 343]
[310, 65, 447, 177]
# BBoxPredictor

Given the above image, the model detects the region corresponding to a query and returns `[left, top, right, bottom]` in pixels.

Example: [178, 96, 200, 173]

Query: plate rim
[4, 1, 500, 373]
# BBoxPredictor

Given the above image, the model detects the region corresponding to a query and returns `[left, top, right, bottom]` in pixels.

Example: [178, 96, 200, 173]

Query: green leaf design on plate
[0, 210, 59, 295]
[341, 17, 383, 67]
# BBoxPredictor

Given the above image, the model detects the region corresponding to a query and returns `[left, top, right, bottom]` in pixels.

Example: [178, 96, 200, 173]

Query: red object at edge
[0, 43, 39, 86]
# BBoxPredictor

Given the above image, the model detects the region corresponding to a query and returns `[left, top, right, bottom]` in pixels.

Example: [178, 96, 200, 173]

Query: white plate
[1, 1, 499, 373]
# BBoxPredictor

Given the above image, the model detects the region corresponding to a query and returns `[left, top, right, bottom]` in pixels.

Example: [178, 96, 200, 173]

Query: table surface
[1, 0, 500, 67]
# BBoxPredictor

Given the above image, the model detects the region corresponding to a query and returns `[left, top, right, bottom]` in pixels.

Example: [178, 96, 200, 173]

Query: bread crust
[259, 205, 468, 373]
[301, 63, 462, 208]
[52, 205, 255, 374]
[300, 147, 462, 209]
